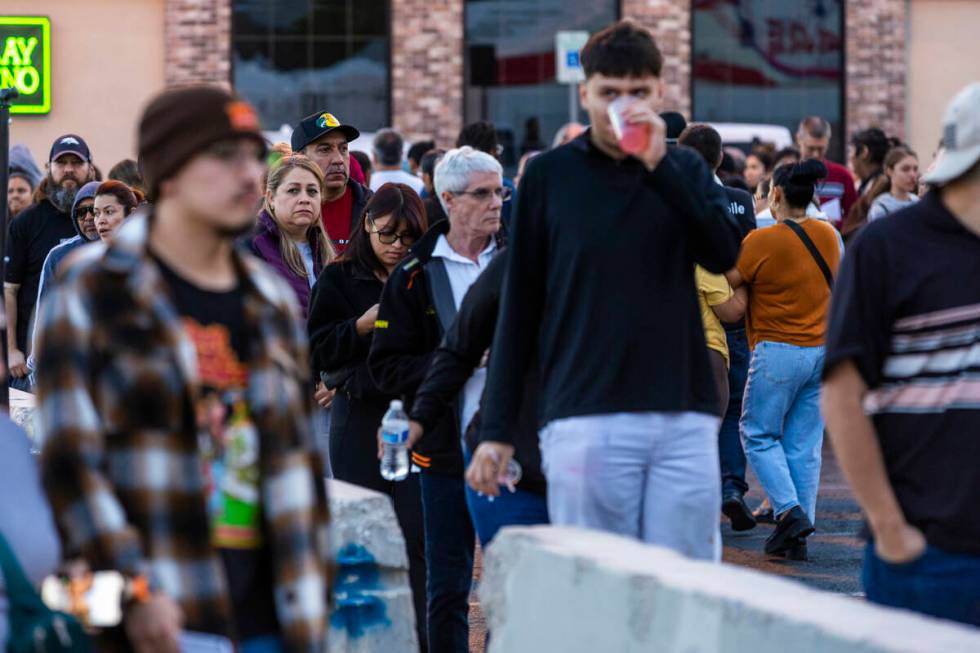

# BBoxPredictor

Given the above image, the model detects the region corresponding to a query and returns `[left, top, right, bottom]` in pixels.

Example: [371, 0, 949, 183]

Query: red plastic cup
[608, 96, 651, 155]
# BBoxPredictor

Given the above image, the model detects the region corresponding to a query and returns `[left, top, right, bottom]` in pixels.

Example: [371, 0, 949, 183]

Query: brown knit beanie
[138, 85, 267, 200]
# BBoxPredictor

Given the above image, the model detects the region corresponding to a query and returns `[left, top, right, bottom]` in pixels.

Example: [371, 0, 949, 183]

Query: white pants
[540, 411, 722, 561]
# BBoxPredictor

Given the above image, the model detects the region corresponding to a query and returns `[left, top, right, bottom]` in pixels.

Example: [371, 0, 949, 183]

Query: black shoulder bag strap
[783, 220, 834, 290]
[425, 258, 458, 334]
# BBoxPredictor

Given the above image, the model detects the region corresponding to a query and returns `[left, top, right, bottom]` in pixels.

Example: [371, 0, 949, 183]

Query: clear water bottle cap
[390, 400, 404, 411]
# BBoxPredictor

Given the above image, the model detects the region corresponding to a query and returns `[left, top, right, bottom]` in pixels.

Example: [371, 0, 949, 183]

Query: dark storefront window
[464, 1, 619, 172]
[692, 0, 845, 159]
[232, 0, 389, 132]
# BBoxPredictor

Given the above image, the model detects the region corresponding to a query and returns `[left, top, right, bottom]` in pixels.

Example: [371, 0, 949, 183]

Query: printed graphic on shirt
[184, 318, 262, 549]
[816, 181, 844, 221]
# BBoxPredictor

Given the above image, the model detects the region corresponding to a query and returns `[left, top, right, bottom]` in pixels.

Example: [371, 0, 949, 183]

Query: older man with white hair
[368, 145, 506, 653]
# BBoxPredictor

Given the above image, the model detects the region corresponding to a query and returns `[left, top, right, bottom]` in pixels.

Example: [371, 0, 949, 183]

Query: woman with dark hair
[744, 150, 772, 195]
[727, 160, 842, 560]
[107, 158, 145, 195]
[92, 180, 144, 242]
[307, 182, 428, 649]
[849, 127, 891, 196]
[772, 146, 801, 171]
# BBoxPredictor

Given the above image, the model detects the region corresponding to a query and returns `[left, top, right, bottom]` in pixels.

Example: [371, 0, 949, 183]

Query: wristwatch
[122, 574, 153, 607]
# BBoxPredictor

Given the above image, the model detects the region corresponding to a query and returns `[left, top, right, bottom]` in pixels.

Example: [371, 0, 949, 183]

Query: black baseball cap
[291, 111, 360, 152]
[50, 134, 92, 162]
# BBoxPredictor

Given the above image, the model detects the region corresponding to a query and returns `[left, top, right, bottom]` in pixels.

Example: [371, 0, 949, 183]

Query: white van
[708, 123, 794, 152]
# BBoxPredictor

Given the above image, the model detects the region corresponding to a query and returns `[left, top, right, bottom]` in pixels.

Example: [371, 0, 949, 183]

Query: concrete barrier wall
[481, 526, 980, 653]
[326, 479, 419, 653]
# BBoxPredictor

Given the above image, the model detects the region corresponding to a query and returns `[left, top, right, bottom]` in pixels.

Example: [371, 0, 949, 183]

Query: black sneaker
[773, 541, 809, 561]
[764, 506, 815, 556]
[722, 493, 757, 532]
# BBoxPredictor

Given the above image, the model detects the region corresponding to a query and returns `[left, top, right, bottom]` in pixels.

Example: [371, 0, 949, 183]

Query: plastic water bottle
[380, 400, 410, 481]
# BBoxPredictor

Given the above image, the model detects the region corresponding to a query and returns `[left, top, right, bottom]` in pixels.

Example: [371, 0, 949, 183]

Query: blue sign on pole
[556, 30, 589, 84]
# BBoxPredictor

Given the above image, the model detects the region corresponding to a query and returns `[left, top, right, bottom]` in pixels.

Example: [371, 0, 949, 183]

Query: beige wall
[5, 0, 165, 176]
[908, 0, 980, 162]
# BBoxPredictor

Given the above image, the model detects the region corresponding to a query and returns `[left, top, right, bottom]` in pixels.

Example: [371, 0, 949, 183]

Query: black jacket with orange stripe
[368, 218, 465, 476]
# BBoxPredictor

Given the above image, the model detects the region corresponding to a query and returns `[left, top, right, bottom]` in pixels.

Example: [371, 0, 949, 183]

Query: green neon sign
[0, 16, 51, 114]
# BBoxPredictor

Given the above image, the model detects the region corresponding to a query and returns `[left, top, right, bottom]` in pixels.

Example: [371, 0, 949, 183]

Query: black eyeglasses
[76, 206, 96, 217]
[368, 216, 416, 246]
[455, 186, 512, 202]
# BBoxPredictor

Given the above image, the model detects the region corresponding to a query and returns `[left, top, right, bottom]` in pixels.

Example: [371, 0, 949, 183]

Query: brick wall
[160, 0, 909, 146]
[164, 0, 232, 87]
[391, 0, 465, 146]
[621, 0, 692, 118]
[845, 0, 907, 140]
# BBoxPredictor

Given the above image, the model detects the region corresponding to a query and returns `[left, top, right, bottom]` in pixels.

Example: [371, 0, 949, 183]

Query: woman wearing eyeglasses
[307, 182, 429, 648]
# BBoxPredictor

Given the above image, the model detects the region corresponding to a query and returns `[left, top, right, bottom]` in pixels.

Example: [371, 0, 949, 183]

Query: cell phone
[41, 570, 125, 627]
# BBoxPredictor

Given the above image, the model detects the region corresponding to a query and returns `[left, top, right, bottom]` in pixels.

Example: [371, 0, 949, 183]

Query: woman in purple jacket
[249, 154, 337, 468]
[249, 154, 335, 317]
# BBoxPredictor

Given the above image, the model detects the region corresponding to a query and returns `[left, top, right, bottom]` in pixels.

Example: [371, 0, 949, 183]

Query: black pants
[419, 469, 475, 653]
[329, 392, 428, 652]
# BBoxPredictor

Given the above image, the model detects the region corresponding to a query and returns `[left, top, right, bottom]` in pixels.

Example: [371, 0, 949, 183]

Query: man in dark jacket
[476, 22, 741, 561]
[292, 110, 371, 252]
[409, 250, 547, 547]
[678, 123, 758, 531]
[5, 134, 95, 382]
[369, 146, 504, 653]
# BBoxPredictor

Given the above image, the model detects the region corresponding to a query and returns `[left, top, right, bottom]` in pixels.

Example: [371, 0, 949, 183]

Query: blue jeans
[462, 446, 549, 547]
[863, 542, 980, 627]
[719, 327, 750, 497]
[419, 470, 475, 653]
[312, 406, 332, 478]
[740, 341, 824, 523]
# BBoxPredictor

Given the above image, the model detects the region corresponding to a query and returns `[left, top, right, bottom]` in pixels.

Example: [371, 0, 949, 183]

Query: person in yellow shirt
[695, 266, 747, 416]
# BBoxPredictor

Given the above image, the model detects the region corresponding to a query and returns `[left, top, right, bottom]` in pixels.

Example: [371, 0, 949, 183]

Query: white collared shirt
[431, 233, 497, 437]
[431, 234, 497, 307]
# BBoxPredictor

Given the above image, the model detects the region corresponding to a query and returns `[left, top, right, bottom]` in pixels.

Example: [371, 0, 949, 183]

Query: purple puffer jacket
[248, 210, 326, 317]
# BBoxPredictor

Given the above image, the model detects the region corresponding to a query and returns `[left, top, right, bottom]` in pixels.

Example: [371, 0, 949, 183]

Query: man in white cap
[821, 82, 980, 627]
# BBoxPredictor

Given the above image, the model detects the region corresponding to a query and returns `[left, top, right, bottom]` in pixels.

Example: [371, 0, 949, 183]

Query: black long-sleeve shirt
[481, 132, 741, 444]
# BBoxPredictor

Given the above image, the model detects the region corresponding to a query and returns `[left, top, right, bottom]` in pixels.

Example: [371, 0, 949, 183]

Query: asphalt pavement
[722, 439, 865, 596]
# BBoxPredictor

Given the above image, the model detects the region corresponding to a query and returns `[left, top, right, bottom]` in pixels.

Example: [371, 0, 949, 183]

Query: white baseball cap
[923, 82, 980, 185]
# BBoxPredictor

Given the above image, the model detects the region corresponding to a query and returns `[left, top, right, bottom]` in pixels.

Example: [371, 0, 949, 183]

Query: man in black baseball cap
[291, 110, 370, 252]
[5, 133, 95, 385]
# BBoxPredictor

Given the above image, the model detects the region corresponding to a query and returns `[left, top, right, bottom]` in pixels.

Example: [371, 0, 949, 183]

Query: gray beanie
[8, 144, 43, 189]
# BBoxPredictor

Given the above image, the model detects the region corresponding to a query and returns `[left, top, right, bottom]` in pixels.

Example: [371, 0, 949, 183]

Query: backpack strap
[783, 220, 834, 291]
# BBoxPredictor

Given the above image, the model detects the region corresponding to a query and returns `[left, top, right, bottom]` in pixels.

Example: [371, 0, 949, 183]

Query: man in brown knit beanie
[36, 85, 330, 653]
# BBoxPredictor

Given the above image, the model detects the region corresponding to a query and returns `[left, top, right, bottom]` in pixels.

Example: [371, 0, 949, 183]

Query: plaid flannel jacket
[36, 211, 329, 653]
